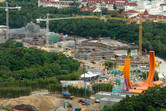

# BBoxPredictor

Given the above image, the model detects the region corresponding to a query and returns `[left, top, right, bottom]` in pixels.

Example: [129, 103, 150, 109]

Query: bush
[142, 71, 159, 81]
[3, 77, 58, 90]
[48, 84, 92, 98]
[103, 86, 166, 111]
[0, 87, 31, 98]
[92, 83, 113, 93]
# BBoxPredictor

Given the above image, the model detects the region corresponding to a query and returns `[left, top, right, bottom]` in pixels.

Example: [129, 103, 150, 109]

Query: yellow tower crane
[91, 34, 101, 64]
[73, 14, 166, 58]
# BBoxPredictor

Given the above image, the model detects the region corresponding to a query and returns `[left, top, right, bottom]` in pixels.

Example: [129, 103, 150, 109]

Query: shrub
[0, 87, 31, 98]
[92, 83, 113, 93]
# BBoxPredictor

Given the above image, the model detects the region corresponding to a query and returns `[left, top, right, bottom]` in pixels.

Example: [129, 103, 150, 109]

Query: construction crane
[36, 14, 82, 47]
[0, 1, 21, 40]
[72, 14, 166, 57]
[91, 34, 101, 64]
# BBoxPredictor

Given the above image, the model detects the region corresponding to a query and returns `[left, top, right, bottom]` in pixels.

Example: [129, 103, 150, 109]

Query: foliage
[0, 40, 82, 93]
[142, 71, 159, 81]
[0, 105, 10, 111]
[103, 86, 166, 111]
[0, 40, 80, 81]
[118, 9, 124, 14]
[0, 0, 165, 59]
[0, 87, 31, 98]
[127, 48, 131, 58]
[113, 4, 117, 10]
[56, 68, 86, 82]
[3, 77, 58, 90]
[104, 61, 117, 70]
[48, 84, 92, 98]
[101, 8, 108, 15]
[92, 83, 113, 93]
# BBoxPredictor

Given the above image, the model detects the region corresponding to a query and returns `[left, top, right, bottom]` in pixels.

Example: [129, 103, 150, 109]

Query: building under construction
[8, 22, 46, 45]
[75, 38, 139, 61]
[8, 22, 59, 45]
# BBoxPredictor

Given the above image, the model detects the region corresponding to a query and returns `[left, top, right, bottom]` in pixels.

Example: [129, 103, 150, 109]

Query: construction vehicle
[64, 101, 73, 108]
[78, 99, 90, 105]
[60, 93, 74, 99]
[91, 34, 101, 64]
[73, 14, 166, 58]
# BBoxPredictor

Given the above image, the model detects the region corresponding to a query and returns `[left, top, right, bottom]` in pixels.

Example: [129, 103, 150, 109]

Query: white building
[38, 0, 81, 9]
[38, 0, 166, 17]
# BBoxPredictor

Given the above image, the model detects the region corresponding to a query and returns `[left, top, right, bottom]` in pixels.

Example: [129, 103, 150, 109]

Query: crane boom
[73, 14, 166, 57]
[36, 15, 83, 47]
[139, 12, 143, 57]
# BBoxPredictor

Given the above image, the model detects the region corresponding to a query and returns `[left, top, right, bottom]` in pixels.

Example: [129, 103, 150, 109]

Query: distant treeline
[48, 84, 92, 98]
[103, 86, 166, 111]
[0, 0, 165, 59]
[0, 87, 31, 98]
[92, 83, 113, 93]
[0, 40, 83, 98]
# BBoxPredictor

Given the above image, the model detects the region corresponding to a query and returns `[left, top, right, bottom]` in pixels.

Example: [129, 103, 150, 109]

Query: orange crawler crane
[124, 51, 164, 94]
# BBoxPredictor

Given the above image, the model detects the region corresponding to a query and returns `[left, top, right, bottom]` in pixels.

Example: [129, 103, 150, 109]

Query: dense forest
[0, 0, 166, 59]
[0, 39, 80, 84]
[103, 86, 166, 111]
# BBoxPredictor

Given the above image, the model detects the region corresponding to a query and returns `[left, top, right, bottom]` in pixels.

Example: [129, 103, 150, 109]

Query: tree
[103, 86, 166, 111]
[101, 8, 108, 15]
[69, 0, 80, 8]
[104, 61, 116, 70]
[118, 9, 124, 14]
[113, 4, 117, 10]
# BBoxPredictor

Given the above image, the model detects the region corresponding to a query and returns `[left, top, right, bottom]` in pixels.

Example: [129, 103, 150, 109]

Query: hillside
[0, 0, 165, 59]
[0, 40, 80, 85]
[103, 86, 166, 111]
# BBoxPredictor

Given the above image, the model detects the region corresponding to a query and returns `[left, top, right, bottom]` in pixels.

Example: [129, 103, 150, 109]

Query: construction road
[155, 57, 166, 76]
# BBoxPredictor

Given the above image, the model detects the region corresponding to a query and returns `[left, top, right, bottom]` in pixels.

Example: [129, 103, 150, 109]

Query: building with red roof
[81, 6, 101, 12]
[38, 0, 81, 8]
[132, 9, 166, 20]
[38, 0, 166, 18]
[160, 3, 166, 12]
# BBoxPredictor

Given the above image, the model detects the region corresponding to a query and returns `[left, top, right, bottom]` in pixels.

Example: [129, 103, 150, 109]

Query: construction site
[0, 9, 166, 110]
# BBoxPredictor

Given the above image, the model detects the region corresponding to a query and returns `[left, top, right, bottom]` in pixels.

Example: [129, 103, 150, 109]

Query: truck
[60, 93, 74, 99]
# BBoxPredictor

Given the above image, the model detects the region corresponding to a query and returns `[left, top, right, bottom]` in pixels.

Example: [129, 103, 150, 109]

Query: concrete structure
[95, 91, 138, 109]
[75, 38, 138, 61]
[100, 97, 121, 109]
[9, 22, 46, 45]
[8, 22, 58, 45]
[38, 0, 81, 9]
[0, 25, 6, 43]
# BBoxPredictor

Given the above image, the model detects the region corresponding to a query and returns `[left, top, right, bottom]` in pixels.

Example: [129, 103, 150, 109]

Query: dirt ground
[0, 90, 100, 111]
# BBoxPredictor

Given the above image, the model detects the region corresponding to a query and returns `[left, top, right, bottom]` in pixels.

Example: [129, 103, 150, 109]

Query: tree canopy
[0, 0, 165, 59]
[0, 39, 80, 82]
[103, 86, 166, 111]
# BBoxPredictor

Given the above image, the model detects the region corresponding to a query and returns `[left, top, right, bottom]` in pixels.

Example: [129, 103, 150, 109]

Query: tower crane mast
[73, 15, 166, 58]
[36, 15, 82, 47]
[91, 34, 101, 64]
[0, 1, 21, 40]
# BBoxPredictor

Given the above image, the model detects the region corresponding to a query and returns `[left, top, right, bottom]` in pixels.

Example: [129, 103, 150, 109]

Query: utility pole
[83, 64, 86, 101]
[73, 22, 76, 50]
[0, 1, 21, 40]
[46, 13, 49, 46]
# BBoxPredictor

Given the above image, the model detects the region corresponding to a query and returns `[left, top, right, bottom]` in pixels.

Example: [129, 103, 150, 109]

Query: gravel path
[155, 57, 166, 77]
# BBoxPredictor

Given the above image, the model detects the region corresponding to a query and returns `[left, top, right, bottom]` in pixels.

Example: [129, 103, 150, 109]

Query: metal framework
[0, 1, 21, 40]
[36, 15, 82, 46]
[73, 15, 166, 58]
